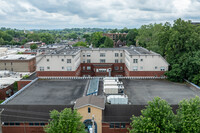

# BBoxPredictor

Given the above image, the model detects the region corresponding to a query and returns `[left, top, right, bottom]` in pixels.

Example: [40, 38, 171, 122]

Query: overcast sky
[0, 0, 200, 29]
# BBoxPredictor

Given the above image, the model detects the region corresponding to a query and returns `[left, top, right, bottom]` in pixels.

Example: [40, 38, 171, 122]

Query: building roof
[5, 79, 88, 105]
[122, 79, 200, 105]
[102, 105, 178, 123]
[74, 95, 105, 110]
[126, 46, 159, 55]
[0, 105, 73, 122]
[0, 54, 35, 60]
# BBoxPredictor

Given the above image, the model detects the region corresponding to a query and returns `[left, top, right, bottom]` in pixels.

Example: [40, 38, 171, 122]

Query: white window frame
[133, 59, 138, 63]
[67, 66, 72, 71]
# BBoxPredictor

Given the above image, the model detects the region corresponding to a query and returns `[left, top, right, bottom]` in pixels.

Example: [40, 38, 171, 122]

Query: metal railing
[39, 76, 167, 80]
[1, 78, 39, 105]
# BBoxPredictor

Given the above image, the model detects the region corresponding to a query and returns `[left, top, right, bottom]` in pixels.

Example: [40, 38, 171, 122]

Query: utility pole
[0, 109, 4, 133]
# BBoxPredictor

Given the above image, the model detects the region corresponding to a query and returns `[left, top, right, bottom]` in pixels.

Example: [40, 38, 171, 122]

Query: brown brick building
[0, 55, 36, 72]
[103, 33, 127, 47]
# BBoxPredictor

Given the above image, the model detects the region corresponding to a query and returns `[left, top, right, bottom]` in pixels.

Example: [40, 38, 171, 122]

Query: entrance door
[84, 119, 97, 133]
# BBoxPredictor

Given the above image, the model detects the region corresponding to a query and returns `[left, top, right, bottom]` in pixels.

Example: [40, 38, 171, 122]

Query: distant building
[24, 41, 44, 48]
[36, 46, 169, 77]
[103, 33, 127, 47]
[0, 54, 36, 72]
[191, 22, 200, 26]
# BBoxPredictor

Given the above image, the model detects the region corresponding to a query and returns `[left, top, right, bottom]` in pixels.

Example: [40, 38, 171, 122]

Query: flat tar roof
[6, 79, 88, 105]
[122, 79, 200, 105]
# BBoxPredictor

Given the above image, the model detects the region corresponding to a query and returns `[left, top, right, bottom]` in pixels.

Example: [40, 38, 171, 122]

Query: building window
[40, 123, 45, 126]
[120, 53, 123, 57]
[10, 123, 14, 126]
[133, 59, 138, 63]
[35, 123, 40, 126]
[4, 63, 6, 65]
[100, 53, 105, 57]
[87, 66, 91, 70]
[114, 66, 119, 70]
[29, 123, 34, 126]
[155, 66, 158, 69]
[115, 123, 120, 128]
[47, 59, 49, 62]
[115, 53, 119, 57]
[115, 59, 118, 63]
[110, 123, 114, 128]
[83, 66, 85, 70]
[121, 123, 126, 128]
[61, 59, 64, 62]
[62, 66, 64, 70]
[87, 59, 91, 63]
[15, 123, 20, 126]
[87, 53, 91, 57]
[140, 66, 143, 70]
[47, 66, 50, 70]
[67, 66, 72, 71]
[88, 107, 91, 113]
[40, 67, 44, 71]
[83, 60, 85, 63]
[99, 69, 107, 72]
[160, 67, 165, 71]
[11, 62, 12, 65]
[83, 54, 85, 57]
[4, 123, 9, 126]
[100, 59, 106, 63]
[120, 59, 122, 63]
[67, 59, 71, 63]
[140, 59, 143, 61]
[133, 66, 138, 71]
[120, 66, 123, 70]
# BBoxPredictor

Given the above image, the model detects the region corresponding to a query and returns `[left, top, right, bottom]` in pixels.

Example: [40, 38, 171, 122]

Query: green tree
[91, 32, 103, 47]
[30, 44, 38, 50]
[104, 37, 114, 48]
[73, 41, 87, 47]
[44, 108, 86, 133]
[129, 97, 175, 133]
[126, 29, 138, 46]
[176, 96, 200, 133]
[0, 37, 4, 45]
[27, 33, 41, 42]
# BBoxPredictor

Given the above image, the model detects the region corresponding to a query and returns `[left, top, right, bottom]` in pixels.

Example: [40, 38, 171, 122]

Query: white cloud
[0, 0, 200, 29]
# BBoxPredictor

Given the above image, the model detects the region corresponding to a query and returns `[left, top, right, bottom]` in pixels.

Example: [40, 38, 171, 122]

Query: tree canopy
[129, 96, 200, 133]
[136, 18, 200, 86]
[44, 108, 86, 133]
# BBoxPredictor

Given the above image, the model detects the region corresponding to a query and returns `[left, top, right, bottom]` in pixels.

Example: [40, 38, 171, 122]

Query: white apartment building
[36, 46, 169, 77]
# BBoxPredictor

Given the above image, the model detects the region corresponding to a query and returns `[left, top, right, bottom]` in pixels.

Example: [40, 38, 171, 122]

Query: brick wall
[0, 84, 14, 100]
[17, 81, 32, 90]
[36, 63, 165, 77]
[102, 123, 129, 133]
[37, 65, 82, 77]
[2, 124, 45, 133]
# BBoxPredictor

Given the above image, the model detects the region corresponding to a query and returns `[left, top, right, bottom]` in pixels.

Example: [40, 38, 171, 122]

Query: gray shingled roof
[74, 95, 105, 110]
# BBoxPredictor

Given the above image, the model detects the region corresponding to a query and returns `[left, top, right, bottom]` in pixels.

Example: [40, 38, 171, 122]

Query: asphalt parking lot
[7, 79, 88, 105]
[122, 79, 200, 105]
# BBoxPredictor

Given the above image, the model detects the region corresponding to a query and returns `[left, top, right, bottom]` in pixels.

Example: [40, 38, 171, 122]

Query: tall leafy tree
[129, 97, 175, 133]
[176, 96, 200, 133]
[104, 37, 114, 48]
[44, 108, 86, 133]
